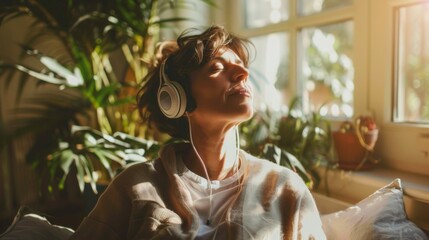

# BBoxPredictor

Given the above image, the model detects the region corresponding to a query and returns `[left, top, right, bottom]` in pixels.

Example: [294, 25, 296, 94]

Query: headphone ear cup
[157, 81, 187, 118]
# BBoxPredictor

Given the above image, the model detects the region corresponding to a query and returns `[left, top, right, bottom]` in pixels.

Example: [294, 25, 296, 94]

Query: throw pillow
[0, 206, 74, 240]
[321, 178, 428, 240]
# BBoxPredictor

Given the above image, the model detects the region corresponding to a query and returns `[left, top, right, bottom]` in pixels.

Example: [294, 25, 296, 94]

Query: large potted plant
[0, 0, 214, 195]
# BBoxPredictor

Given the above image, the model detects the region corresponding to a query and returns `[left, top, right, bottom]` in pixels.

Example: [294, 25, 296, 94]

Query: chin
[245, 107, 254, 119]
[236, 107, 254, 122]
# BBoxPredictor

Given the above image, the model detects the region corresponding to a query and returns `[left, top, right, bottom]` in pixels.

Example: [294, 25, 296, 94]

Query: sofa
[1, 179, 428, 240]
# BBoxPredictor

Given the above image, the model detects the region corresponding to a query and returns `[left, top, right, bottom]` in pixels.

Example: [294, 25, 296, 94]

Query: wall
[0, 14, 87, 230]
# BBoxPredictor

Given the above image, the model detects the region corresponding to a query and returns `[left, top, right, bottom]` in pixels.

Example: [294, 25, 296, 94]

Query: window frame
[369, 0, 429, 176]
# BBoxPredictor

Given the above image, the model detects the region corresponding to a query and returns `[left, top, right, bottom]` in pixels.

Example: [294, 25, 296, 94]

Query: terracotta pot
[332, 130, 378, 170]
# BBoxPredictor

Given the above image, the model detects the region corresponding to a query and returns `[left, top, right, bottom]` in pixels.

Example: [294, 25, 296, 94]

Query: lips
[226, 87, 252, 98]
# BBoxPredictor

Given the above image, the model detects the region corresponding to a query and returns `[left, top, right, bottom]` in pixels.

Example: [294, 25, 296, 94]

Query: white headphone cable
[234, 125, 240, 174]
[186, 113, 213, 225]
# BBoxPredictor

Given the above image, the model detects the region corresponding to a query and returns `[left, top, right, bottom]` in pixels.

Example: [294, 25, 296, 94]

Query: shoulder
[96, 159, 171, 204]
[243, 151, 299, 178]
[108, 160, 164, 191]
[116, 161, 156, 179]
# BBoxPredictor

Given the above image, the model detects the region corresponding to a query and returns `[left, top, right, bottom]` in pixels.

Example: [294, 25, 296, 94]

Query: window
[249, 33, 289, 111]
[226, 0, 358, 118]
[300, 21, 354, 117]
[244, 0, 289, 28]
[395, 2, 429, 123]
[298, 0, 353, 16]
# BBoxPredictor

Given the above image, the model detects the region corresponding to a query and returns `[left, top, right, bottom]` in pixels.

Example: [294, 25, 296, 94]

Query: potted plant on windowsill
[332, 116, 379, 170]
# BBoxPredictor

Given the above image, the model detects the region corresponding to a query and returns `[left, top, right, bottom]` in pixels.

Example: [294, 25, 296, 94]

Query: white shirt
[180, 157, 245, 238]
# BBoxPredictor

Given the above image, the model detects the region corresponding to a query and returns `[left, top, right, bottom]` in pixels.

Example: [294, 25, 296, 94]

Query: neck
[185, 120, 239, 180]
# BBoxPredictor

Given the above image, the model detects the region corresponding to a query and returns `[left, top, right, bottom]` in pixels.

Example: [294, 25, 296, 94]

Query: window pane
[300, 21, 354, 118]
[395, 3, 429, 123]
[249, 33, 289, 111]
[244, 0, 289, 29]
[298, 0, 353, 16]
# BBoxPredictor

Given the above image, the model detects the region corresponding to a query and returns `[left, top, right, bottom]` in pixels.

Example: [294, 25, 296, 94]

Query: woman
[71, 25, 326, 240]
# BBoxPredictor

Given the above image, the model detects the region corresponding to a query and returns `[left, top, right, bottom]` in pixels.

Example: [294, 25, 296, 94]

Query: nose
[232, 64, 249, 83]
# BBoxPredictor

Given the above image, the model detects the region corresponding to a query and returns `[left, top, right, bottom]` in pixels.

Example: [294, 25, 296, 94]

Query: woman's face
[189, 48, 253, 124]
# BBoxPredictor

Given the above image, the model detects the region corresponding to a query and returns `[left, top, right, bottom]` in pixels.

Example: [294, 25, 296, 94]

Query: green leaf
[74, 155, 85, 193]
[98, 150, 124, 166]
[0, 63, 69, 85]
[69, 42, 93, 82]
[93, 149, 113, 179]
[79, 154, 97, 194]
[83, 133, 98, 147]
[94, 83, 121, 106]
[151, 17, 191, 26]
[109, 96, 134, 106]
[52, 149, 74, 190]
[59, 150, 75, 175]
[262, 143, 282, 165]
[116, 150, 147, 162]
[282, 151, 309, 180]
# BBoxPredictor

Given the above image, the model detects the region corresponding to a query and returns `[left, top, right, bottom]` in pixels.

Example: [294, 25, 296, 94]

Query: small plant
[240, 98, 333, 189]
[333, 115, 379, 170]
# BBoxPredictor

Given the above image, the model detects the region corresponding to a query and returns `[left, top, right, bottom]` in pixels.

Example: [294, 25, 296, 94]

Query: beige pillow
[321, 179, 428, 240]
[0, 206, 74, 240]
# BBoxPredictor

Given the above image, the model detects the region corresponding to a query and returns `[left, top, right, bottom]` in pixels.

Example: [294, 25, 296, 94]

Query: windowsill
[314, 166, 429, 232]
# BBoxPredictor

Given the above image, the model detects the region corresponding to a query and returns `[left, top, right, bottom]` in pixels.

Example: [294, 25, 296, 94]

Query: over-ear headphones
[157, 60, 187, 118]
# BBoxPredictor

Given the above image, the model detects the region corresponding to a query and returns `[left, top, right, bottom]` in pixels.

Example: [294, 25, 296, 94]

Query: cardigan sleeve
[69, 168, 134, 240]
[69, 161, 193, 240]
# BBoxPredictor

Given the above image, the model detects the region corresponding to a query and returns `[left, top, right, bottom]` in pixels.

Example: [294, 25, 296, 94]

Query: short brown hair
[136, 25, 253, 140]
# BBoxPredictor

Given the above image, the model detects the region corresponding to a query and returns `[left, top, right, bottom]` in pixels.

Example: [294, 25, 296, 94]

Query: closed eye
[209, 63, 224, 73]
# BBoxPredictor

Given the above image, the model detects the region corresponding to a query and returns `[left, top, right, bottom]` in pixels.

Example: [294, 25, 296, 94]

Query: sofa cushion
[0, 206, 74, 240]
[321, 178, 428, 240]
